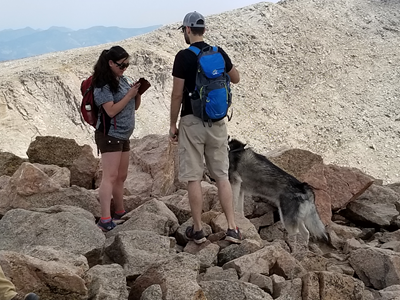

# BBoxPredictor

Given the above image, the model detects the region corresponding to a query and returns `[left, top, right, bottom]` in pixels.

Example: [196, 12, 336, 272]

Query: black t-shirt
[172, 41, 233, 117]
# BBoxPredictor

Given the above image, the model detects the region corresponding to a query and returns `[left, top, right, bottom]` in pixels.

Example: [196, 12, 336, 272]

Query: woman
[92, 46, 141, 232]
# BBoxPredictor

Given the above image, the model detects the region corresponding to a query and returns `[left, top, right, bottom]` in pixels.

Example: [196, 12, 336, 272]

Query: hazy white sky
[1, 0, 278, 31]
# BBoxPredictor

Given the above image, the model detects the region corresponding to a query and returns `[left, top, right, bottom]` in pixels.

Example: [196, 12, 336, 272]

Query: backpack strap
[188, 45, 219, 55]
[188, 45, 200, 56]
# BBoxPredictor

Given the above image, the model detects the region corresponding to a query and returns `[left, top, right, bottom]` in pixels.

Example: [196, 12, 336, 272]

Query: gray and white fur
[228, 138, 328, 244]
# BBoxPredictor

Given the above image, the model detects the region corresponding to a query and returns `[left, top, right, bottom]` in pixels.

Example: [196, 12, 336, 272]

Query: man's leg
[0, 265, 18, 300]
[187, 180, 204, 231]
[216, 179, 237, 230]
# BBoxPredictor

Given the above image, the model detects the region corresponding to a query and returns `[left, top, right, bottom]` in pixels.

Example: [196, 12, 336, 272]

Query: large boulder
[105, 230, 175, 278]
[0, 249, 89, 300]
[129, 252, 204, 300]
[349, 247, 400, 290]
[109, 199, 179, 237]
[0, 207, 105, 266]
[223, 243, 306, 279]
[344, 184, 400, 227]
[26, 136, 99, 189]
[200, 280, 273, 300]
[302, 271, 365, 300]
[0, 164, 101, 216]
[130, 134, 177, 197]
[87, 264, 129, 300]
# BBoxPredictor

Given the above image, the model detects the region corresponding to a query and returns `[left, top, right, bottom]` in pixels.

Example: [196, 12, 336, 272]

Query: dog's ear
[228, 139, 247, 152]
[298, 182, 315, 193]
[295, 182, 308, 193]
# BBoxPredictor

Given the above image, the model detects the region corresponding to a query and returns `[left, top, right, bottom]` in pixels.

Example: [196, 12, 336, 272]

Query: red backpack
[80, 76, 98, 128]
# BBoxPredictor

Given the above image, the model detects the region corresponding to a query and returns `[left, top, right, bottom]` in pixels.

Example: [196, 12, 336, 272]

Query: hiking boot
[185, 225, 207, 244]
[11, 293, 40, 300]
[225, 227, 242, 244]
[113, 211, 127, 224]
[97, 220, 116, 232]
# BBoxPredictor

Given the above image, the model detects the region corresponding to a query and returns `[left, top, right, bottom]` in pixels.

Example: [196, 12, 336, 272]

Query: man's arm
[228, 66, 240, 84]
[170, 76, 185, 139]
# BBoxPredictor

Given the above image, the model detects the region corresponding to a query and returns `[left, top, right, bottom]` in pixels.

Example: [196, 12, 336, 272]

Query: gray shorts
[178, 115, 229, 182]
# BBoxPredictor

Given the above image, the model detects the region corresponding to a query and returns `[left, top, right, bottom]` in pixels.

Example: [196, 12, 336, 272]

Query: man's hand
[169, 126, 178, 143]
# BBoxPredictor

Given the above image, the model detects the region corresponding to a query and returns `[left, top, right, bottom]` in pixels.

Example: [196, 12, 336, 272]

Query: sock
[100, 217, 112, 223]
[115, 210, 126, 215]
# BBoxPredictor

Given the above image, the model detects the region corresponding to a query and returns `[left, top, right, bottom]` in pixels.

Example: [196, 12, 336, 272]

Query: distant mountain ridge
[0, 25, 161, 61]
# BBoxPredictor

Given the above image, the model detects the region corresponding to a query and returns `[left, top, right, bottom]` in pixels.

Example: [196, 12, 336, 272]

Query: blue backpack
[188, 45, 232, 126]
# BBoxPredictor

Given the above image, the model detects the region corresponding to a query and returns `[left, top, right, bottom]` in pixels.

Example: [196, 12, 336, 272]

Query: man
[0, 265, 39, 300]
[170, 11, 242, 244]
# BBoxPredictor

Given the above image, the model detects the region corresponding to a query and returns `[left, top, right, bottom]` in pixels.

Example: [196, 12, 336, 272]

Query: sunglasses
[181, 26, 186, 33]
[114, 60, 129, 70]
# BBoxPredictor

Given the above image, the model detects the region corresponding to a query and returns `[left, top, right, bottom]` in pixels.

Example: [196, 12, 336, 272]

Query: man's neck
[190, 36, 204, 44]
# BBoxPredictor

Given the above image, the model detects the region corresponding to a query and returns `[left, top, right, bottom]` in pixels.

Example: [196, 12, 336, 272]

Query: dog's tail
[304, 202, 329, 242]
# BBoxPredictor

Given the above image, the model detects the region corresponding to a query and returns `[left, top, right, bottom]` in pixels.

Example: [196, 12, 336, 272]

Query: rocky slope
[0, 0, 399, 183]
[0, 135, 400, 299]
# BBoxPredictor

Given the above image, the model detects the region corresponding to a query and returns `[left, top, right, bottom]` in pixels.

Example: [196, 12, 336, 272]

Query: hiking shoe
[113, 211, 127, 224]
[11, 293, 40, 300]
[185, 225, 207, 244]
[225, 227, 242, 244]
[97, 220, 116, 232]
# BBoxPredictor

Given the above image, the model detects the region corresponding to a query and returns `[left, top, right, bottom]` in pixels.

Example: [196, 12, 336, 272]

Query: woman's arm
[102, 83, 140, 117]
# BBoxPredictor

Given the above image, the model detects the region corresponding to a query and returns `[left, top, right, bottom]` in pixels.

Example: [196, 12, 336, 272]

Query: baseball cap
[178, 11, 205, 30]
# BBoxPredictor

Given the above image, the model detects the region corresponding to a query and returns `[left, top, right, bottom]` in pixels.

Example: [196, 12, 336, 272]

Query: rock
[105, 230, 175, 278]
[129, 253, 203, 300]
[324, 165, 375, 210]
[0, 208, 105, 266]
[267, 148, 324, 180]
[223, 244, 306, 279]
[87, 264, 129, 300]
[184, 240, 220, 271]
[200, 280, 273, 300]
[0, 250, 89, 300]
[0, 183, 101, 217]
[218, 239, 263, 266]
[140, 285, 163, 300]
[108, 198, 179, 237]
[302, 271, 365, 300]
[26, 136, 99, 189]
[0, 152, 27, 176]
[33, 163, 71, 187]
[130, 134, 177, 196]
[345, 184, 400, 227]
[349, 247, 400, 289]
[198, 266, 239, 282]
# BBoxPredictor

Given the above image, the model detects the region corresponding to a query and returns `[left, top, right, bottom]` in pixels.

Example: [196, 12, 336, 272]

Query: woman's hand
[127, 82, 141, 98]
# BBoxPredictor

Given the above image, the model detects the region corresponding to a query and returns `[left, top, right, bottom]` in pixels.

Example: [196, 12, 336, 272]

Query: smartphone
[136, 78, 151, 95]
[135, 78, 146, 85]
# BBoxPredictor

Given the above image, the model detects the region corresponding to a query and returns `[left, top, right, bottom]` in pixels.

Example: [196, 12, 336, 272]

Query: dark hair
[92, 46, 130, 93]
[190, 27, 205, 36]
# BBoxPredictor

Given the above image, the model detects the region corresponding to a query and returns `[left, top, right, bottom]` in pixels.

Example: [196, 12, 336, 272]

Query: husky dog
[228, 138, 328, 244]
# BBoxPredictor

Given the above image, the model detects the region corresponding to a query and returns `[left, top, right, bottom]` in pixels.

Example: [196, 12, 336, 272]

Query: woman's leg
[112, 151, 130, 213]
[98, 151, 123, 218]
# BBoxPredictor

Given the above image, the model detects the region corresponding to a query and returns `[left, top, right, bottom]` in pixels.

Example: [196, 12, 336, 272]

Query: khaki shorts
[178, 114, 229, 181]
[95, 130, 130, 153]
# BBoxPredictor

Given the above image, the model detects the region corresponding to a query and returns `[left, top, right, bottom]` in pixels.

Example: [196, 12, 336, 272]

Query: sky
[1, 0, 278, 31]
